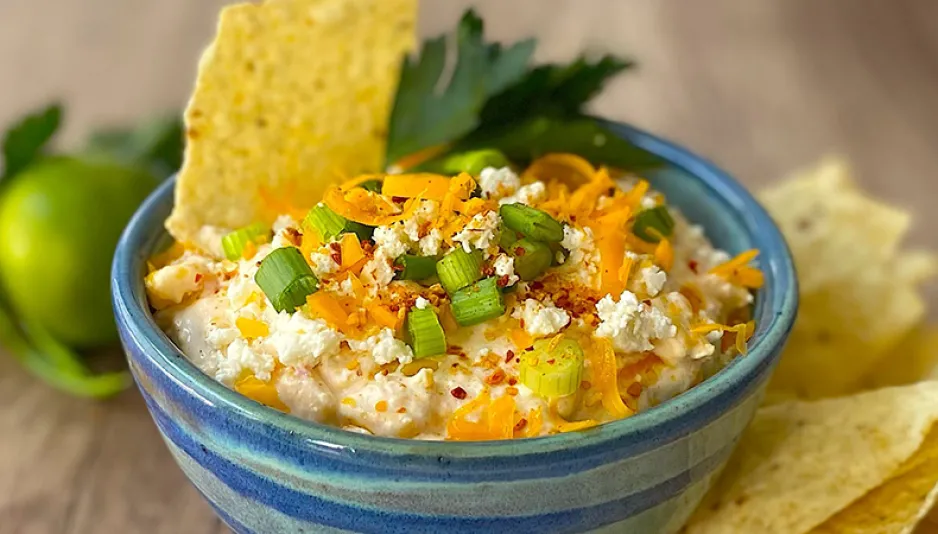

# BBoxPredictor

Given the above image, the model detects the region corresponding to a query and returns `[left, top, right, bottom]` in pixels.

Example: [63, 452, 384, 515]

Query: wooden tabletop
[1, 1, 936, 533]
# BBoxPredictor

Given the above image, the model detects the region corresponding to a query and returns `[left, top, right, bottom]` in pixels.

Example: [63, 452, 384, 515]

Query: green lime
[0, 157, 157, 347]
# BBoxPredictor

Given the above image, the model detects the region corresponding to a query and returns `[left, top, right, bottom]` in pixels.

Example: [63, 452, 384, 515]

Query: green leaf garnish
[1, 104, 63, 181]
[385, 9, 535, 164]
[478, 55, 633, 131]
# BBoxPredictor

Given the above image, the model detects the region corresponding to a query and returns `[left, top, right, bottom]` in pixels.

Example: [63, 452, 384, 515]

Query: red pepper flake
[496, 275, 510, 288]
[329, 242, 342, 265]
[581, 380, 592, 390]
[194, 273, 203, 283]
[513, 418, 528, 432]
[519, 319, 526, 328]
[397, 407, 407, 414]
[688, 260, 699, 273]
[547, 359, 556, 365]
[508, 377, 518, 386]
[392, 196, 408, 203]
[642, 299, 652, 306]
[530, 281, 544, 290]
[450, 387, 467, 399]
[514, 247, 526, 256]
[485, 369, 506, 386]
[505, 350, 515, 363]
[481, 265, 495, 277]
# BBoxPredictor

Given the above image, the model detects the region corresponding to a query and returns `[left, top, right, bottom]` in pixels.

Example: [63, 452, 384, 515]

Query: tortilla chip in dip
[760, 158, 937, 399]
[683, 382, 938, 534]
[167, 0, 417, 248]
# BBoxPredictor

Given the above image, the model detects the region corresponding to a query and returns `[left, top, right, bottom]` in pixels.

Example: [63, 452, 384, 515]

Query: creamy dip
[145, 162, 761, 440]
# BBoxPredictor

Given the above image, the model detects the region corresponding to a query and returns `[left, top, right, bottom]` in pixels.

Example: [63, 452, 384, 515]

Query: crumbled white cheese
[479, 166, 520, 198]
[402, 200, 440, 242]
[339, 368, 434, 438]
[361, 257, 396, 289]
[264, 312, 342, 367]
[452, 211, 501, 253]
[499, 182, 547, 206]
[640, 195, 658, 209]
[414, 297, 430, 310]
[557, 225, 600, 288]
[492, 254, 519, 286]
[513, 299, 570, 337]
[215, 338, 276, 384]
[636, 265, 668, 297]
[272, 215, 298, 233]
[419, 228, 443, 256]
[308, 251, 340, 278]
[595, 290, 676, 352]
[372, 225, 410, 260]
[349, 328, 414, 366]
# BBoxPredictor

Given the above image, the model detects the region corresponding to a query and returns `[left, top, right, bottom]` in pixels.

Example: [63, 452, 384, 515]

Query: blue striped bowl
[112, 122, 797, 534]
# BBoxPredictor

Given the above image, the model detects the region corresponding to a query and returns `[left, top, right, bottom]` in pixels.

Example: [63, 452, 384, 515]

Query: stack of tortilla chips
[684, 159, 938, 533]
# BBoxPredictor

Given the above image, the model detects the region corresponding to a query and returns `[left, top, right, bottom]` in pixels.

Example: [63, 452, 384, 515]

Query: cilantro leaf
[385, 9, 534, 164]
[1, 104, 62, 181]
[479, 55, 634, 129]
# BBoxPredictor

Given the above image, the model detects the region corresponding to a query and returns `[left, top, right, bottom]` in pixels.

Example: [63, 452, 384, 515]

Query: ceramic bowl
[112, 121, 798, 534]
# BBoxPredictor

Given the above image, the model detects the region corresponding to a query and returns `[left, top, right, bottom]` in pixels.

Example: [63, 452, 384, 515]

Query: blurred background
[0, 0, 935, 532]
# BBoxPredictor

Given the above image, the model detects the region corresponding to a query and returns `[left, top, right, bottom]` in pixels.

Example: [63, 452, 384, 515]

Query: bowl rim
[112, 121, 798, 458]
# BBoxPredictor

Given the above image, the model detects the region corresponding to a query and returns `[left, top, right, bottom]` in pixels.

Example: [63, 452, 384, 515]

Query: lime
[0, 158, 157, 347]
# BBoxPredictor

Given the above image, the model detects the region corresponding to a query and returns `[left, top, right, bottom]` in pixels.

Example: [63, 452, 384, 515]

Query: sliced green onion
[510, 238, 553, 281]
[441, 149, 510, 176]
[499, 225, 521, 251]
[632, 206, 675, 243]
[406, 308, 447, 358]
[499, 203, 564, 243]
[360, 179, 383, 193]
[450, 277, 506, 326]
[304, 204, 374, 242]
[395, 255, 438, 281]
[520, 337, 584, 398]
[436, 248, 482, 294]
[221, 223, 270, 260]
[254, 247, 319, 312]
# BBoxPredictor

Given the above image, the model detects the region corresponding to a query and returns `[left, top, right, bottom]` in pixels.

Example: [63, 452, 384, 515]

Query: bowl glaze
[112, 122, 797, 534]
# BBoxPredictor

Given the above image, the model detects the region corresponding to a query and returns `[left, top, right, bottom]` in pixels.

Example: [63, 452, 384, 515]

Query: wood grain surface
[0, 1, 936, 532]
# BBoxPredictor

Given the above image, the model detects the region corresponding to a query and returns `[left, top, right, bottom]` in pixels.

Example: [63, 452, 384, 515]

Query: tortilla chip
[166, 0, 417, 248]
[760, 158, 937, 399]
[809, 426, 938, 534]
[861, 326, 938, 390]
[683, 382, 938, 534]
[759, 157, 910, 294]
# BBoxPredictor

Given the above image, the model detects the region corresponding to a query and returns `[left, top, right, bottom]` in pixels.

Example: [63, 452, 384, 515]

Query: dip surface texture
[145, 163, 760, 440]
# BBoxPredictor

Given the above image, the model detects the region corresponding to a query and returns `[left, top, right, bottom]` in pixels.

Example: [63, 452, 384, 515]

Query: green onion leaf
[510, 238, 553, 281]
[499, 225, 522, 251]
[632, 206, 674, 243]
[519, 337, 584, 398]
[440, 148, 510, 176]
[499, 203, 564, 242]
[254, 247, 319, 313]
[304, 203, 374, 242]
[450, 277, 506, 326]
[436, 248, 483, 294]
[221, 223, 271, 260]
[360, 179, 383, 193]
[395, 255, 438, 281]
[406, 307, 447, 358]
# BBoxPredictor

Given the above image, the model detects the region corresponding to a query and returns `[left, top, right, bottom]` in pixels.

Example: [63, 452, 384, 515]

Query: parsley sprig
[385, 9, 662, 171]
